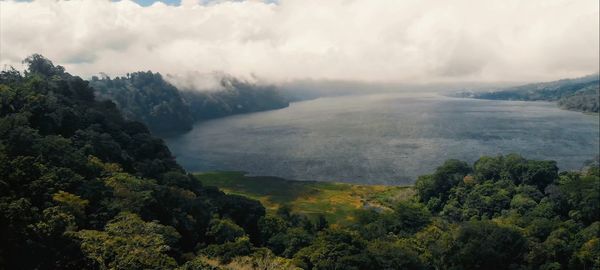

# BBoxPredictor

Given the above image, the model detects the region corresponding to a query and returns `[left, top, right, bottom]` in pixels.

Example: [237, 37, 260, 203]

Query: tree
[206, 218, 246, 244]
[74, 212, 180, 270]
[267, 228, 313, 258]
[448, 221, 528, 270]
[293, 229, 370, 270]
[367, 239, 424, 270]
[415, 159, 471, 209]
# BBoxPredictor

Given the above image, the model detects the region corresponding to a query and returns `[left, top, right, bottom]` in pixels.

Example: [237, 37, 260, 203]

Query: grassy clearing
[195, 172, 415, 225]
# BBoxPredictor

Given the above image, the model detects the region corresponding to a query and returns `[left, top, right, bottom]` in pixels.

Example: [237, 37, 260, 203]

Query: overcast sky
[1, 0, 598, 84]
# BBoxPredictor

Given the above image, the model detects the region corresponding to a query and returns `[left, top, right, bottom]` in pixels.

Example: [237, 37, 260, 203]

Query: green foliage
[206, 218, 246, 244]
[1, 55, 598, 270]
[200, 236, 253, 264]
[90, 72, 289, 134]
[367, 239, 425, 270]
[267, 227, 314, 258]
[558, 85, 599, 112]
[177, 257, 222, 270]
[0, 55, 266, 269]
[90, 71, 194, 134]
[293, 229, 370, 270]
[462, 74, 600, 113]
[448, 221, 528, 270]
[415, 159, 471, 211]
[182, 76, 289, 121]
[75, 212, 181, 270]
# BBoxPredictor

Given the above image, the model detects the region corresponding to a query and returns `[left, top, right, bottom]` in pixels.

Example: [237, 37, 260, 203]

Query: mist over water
[165, 93, 600, 185]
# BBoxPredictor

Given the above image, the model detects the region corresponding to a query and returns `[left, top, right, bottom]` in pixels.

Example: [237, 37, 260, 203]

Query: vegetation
[91, 71, 194, 134]
[458, 74, 600, 113]
[0, 55, 268, 269]
[195, 172, 414, 225]
[181, 76, 290, 121]
[1, 55, 599, 269]
[90, 72, 289, 135]
[557, 86, 599, 113]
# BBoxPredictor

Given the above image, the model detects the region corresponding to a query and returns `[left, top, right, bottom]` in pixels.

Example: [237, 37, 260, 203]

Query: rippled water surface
[165, 93, 599, 184]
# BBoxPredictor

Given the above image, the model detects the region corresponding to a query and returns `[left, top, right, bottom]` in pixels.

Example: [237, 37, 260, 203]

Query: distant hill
[456, 74, 599, 113]
[181, 76, 290, 121]
[90, 72, 290, 135]
[91, 71, 195, 133]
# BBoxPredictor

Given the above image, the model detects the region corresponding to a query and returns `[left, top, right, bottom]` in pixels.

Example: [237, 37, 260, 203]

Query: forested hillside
[557, 85, 599, 113]
[181, 76, 290, 121]
[1, 55, 598, 269]
[458, 74, 600, 113]
[91, 71, 194, 133]
[0, 55, 268, 269]
[90, 72, 289, 135]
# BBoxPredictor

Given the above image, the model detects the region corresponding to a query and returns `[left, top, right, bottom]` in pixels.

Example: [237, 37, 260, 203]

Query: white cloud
[0, 0, 598, 84]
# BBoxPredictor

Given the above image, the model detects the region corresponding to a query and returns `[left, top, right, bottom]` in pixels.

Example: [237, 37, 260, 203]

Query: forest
[91, 71, 289, 135]
[458, 74, 600, 113]
[0, 55, 598, 270]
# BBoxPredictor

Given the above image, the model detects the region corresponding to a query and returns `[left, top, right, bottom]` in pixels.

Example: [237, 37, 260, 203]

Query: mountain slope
[457, 74, 600, 112]
[1, 55, 598, 270]
[0, 55, 267, 269]
[90, 72, 290, 135]
[91, 71, 195, 134]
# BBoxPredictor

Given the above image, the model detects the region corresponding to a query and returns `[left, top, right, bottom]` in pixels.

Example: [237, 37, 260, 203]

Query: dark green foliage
[0, 55, 266, 269]
[200, 236, 253, 264]
[448, 221, 528, 270]
[91, 71, 194, 134]
[178, 257, 223, 270]
[461, 74, 600, 113]
[367, 239, 425, 270]
[557, 85, 600, 112]
[267, 227, 314, 258]
[354, 202, 431, 239]
[1, 55, 598, 270]
[75, 212, 181, 270]
[206, 218, 246, 244]
[181, 76, 290, 121]
[415, 159, 471, 211]
[414, 155, 600, 270]
[293, 229, 371, 270]
[90, 72, 289, 135]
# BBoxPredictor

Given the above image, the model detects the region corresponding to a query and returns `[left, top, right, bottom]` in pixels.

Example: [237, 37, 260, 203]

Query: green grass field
[195, 172, 415, 225]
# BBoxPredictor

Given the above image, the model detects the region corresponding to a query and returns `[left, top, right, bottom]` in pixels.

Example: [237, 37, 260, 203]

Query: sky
[0, 0, 598, 85]
[134, 0, 181, 6]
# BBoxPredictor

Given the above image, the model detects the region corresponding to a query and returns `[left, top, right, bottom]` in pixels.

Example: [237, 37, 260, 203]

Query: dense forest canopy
[90, 71, 289, 135]
[91, 71, 194, 133]
[1, 55, 599, 269]
[457, 74, 600, 113]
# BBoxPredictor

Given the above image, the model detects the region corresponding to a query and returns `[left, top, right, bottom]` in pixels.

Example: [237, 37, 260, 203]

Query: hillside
[90, 72, 290, 135]
[457, 74, 600, 113]
[0, 55, 269, 269]
[181, 76, 290, 121]
[1, 54, 599, 270]
[91, 71, 195, 133]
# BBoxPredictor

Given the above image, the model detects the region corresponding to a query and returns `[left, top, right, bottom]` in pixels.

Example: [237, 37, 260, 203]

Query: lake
[165, 93, 600, 185]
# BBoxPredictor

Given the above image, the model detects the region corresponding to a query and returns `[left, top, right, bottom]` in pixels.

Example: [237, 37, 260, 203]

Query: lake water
[165, 93, 600, 185]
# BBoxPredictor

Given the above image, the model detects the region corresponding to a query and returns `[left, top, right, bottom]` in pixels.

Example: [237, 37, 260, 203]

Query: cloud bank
[1, 0, 598, 83]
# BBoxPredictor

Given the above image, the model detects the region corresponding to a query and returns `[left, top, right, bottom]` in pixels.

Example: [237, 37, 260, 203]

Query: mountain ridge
[455, 74, 599, 113]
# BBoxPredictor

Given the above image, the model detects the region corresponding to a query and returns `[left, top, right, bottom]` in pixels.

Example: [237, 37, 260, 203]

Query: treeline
[0, 55, 268, 269]
[458, 74, 600, 113]
[91, 72, 289, 135]
[1, 55, 599, 269]
[557, 86, 599, 113]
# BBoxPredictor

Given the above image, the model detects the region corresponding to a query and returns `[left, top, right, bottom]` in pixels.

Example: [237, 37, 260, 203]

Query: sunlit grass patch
[194, 172, 415, 225]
